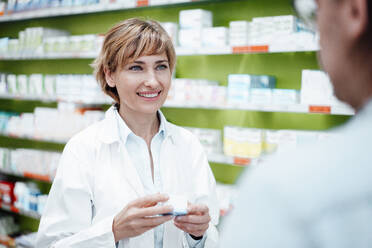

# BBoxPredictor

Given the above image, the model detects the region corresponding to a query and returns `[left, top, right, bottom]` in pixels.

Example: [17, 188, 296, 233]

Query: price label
[309, 105, 331, 114]
[137, 0, 148, 7]
[232, 45, 269, 54]
[24, 172, 51, 182]
[233, 157, 251, 166]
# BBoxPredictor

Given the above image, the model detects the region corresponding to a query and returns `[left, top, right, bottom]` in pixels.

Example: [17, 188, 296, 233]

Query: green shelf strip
[0, 135, 246, 184]
[0, 0, 242, 23]
[161, 107, 350, 131]
[209, 162, 245, 184]
[0, 135, 65, 151]
[0, 0, 294, 37]
[0, 98, 57, 113]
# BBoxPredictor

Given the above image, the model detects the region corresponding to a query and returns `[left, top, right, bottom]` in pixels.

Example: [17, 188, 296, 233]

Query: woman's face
[106, 52, 171, 115]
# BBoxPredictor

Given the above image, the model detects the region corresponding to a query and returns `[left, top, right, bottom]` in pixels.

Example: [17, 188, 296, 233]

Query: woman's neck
[118, 104, 159, 145]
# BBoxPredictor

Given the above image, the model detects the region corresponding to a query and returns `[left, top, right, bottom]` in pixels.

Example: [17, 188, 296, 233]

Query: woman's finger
[187, 204, 209, 215]
[134, 204, 173, 218]
[174, 214, 210, 224]
[130, 194, 169, 208]
[142, 215, 173, 228]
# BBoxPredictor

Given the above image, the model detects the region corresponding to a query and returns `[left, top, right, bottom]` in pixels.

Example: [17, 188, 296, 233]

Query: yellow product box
[238, 128, 263, 158]
[263, 130, 279, 154]
[223, 126, 263, 158]
[223, 126, 238, 157]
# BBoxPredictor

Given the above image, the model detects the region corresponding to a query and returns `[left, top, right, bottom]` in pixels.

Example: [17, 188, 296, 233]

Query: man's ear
[104, 67, 116, 88]
[343, 0, 369, 41]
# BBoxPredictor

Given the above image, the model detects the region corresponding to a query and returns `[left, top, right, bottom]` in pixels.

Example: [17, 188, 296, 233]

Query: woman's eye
[129, 65, 142, 71]
[156, 64, 168, 70]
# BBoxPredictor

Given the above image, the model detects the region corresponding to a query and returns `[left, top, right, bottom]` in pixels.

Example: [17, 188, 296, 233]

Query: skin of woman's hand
[112, 193, 174, 242]
[173, 203, 211, 238]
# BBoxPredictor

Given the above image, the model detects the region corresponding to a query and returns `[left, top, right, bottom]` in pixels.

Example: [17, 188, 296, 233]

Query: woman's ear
[104, 67, 116, 88]
[343, 0, 368, 41]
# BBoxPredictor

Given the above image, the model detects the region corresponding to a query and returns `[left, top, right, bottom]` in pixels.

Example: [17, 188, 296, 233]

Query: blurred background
[0, 0, 353, 246]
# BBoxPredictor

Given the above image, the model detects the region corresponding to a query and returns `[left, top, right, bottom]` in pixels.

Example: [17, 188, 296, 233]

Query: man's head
[295, 0, 372, 110]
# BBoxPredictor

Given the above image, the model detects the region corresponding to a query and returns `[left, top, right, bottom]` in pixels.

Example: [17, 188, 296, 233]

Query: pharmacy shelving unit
[0, 202, 41, 220]
[0, 0, 351, 233]
[0, 45, 318, 60]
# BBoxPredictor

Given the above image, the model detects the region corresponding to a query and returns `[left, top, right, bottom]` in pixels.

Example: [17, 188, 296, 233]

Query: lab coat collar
[159, 109, 176, 145]
[97, 105, 175, 145]
[96, 106, 120, 144]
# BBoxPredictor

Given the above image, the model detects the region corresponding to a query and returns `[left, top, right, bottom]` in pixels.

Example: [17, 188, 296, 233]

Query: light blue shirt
[221, 99, 372, 247]
[115, 109, 206, 248]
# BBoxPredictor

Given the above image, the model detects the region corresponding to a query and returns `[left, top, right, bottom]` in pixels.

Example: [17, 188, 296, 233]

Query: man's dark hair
[360, 0, 372, 48]
[368, 0, 372, 34]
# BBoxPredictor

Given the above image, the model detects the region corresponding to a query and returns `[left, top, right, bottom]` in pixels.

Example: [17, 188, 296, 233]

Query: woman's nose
[143, 70, 159, 87]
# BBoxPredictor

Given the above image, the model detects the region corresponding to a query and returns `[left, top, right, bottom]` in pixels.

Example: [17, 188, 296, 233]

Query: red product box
[0, 181, 15, 206]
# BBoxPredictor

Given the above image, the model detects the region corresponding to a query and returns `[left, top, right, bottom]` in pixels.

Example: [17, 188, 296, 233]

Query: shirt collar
[115, 108, 170, 145]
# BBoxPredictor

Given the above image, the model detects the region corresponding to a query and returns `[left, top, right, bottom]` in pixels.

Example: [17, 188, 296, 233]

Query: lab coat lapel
[117, 142, 145, 197]
[98, 107, 145, 198]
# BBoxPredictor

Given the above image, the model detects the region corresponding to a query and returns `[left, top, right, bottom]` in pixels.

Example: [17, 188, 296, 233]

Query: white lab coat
[36, 106, 219, 248]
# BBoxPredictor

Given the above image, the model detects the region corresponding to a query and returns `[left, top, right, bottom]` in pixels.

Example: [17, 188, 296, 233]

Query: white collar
[97, 105, 174, 145]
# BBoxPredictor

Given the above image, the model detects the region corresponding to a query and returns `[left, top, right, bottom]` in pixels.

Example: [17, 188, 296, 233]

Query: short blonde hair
[92, 18, 176, 104]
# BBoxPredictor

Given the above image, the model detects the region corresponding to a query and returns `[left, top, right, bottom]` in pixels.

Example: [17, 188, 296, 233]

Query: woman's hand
[173, 203, 211, 239]
[112, 193, 173, 242]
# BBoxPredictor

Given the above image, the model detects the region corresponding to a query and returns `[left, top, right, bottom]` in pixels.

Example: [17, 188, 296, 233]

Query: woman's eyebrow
[132, 61, 145, 64]
[155, 60, 169, 64]
[131, 60, 168, 64]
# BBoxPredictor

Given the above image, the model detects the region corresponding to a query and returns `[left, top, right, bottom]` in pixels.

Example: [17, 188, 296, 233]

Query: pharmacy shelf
[0, 96, 354, 116]
[0, 203, 41, 220]
[163, 102, 355, 115]
[0, 168, 52, 182]
[0, 95, 56, 103]
[0, 135, 65, 151]
[0, 52, 98, 60]
[176, 45, 318, 56]
[0, 96, 106, 113]
[0, 0, 230, 22]
[0, 96, 57, 113]
[0, 135, 254, 168]
[0, 46, 318, 61]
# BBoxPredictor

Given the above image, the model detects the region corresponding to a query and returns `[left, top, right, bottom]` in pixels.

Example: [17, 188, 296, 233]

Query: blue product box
[250, 75, 276, 89]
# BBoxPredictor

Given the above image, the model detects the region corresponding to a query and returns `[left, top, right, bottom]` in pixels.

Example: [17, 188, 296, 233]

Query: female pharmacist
[36, 18, 219, 248]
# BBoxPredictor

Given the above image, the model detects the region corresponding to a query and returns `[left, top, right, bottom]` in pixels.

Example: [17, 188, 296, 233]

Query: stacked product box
[2, 105, 104, 142]
[300, 69, 351, 108]
[223, 126, 336, 158]
[13, 181, 48, 215]
[227, 74, 276, 106]
[9, 27, 69, 57]
[44, 34, 101, 55]
[0, 148, 60, 183]
[178, 9, 213, 48]
[160, 22, 178, 46]
[229, 15, 317, 51]
[202, 27, 229, 48]
[5, 0, 99, 13]
[184, 127, 223, 155]
[229, 21, 250, 46]
[0, 28, 105, 58]
[166, 78, 225, 107]
[0, 73, 111, 104]
[224, 126, 263, 158]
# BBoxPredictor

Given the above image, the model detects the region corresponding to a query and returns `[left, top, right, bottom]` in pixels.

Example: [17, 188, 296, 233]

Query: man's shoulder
[242, 128, 372, 209]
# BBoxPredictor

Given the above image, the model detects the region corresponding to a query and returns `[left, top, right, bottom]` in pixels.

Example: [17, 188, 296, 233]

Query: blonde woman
[36, 18, 219, 248]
